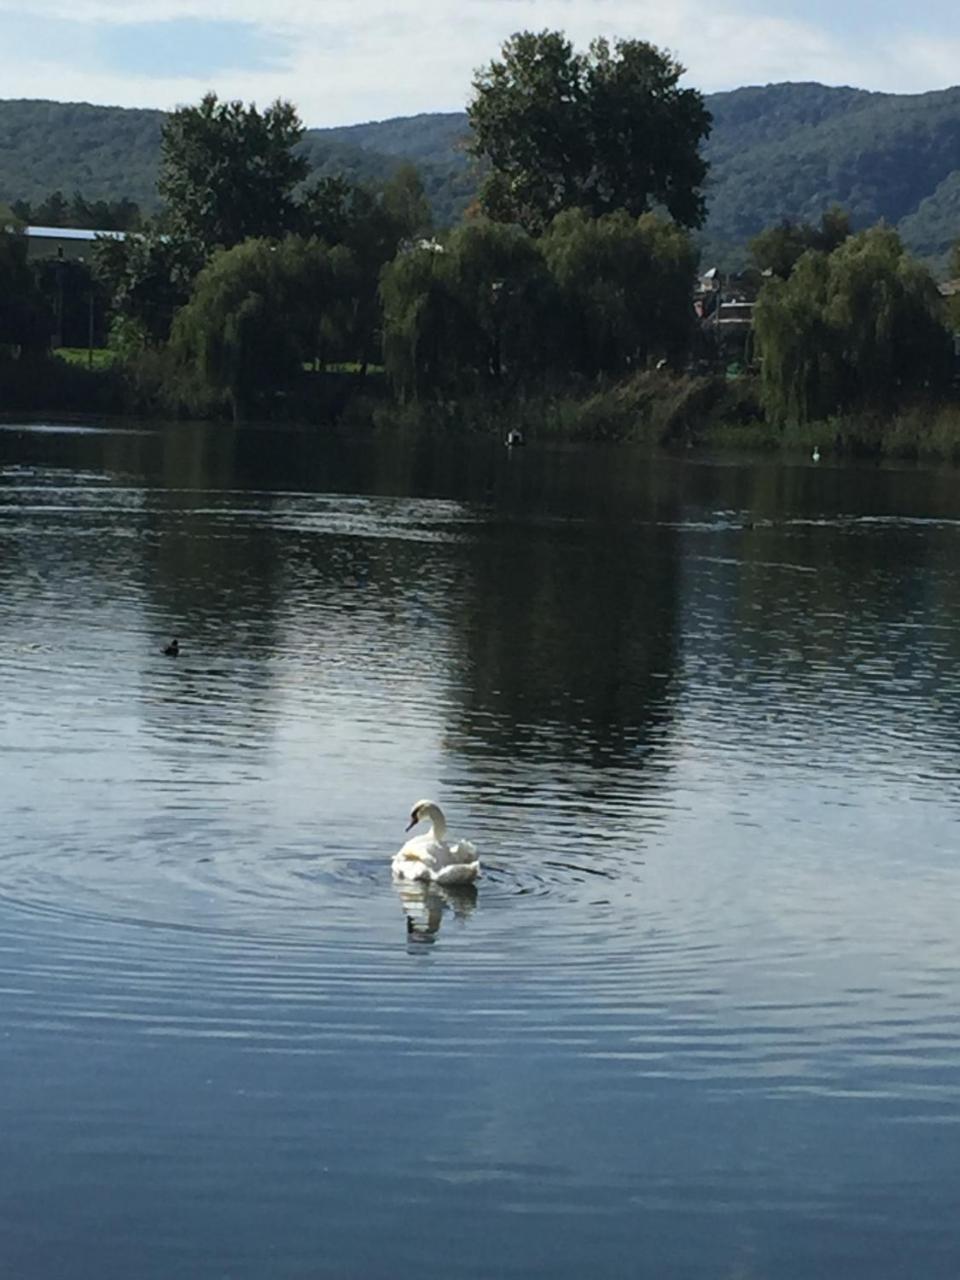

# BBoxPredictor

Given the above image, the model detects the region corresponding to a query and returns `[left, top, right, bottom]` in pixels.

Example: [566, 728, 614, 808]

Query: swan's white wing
[391, 851, 434, 881]
[399, 832, 446, 859]
[392, 835, 441, 880]
[392, 830, 477, 883]
[447, 839, 477, 862]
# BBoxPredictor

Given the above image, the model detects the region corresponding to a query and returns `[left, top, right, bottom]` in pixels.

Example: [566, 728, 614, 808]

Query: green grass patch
[55, 347, 118, 370]
[301, 361, 385, 375]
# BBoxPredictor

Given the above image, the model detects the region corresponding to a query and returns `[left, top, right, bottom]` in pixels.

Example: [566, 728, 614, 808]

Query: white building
[24, 225, 126, 262]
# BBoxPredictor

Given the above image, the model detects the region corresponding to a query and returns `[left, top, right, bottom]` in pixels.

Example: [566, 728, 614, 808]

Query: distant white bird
[391, 800, 480, 886]
[505, 428, 525, 448]
[812, 446, 821, 463]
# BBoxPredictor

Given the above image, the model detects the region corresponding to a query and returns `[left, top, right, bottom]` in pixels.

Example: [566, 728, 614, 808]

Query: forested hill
[702, 82, 960, 265]
[0, 100, 164, 210]
[2, 81, 959, 265]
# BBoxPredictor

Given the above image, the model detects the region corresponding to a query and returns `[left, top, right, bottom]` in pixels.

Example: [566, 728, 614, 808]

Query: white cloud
[888, 31, 960, 90]
[0, 0, 954, 125]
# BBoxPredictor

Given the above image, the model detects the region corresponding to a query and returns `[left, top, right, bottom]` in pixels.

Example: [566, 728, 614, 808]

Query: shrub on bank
[114, 345, 386, 425]
[700, 402, 960, 460]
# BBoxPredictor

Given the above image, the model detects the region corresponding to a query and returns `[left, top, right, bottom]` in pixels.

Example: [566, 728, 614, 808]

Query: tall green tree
[749, 207, 851, 278]
[299, 166, 435, 369]
[754, 226, 951, 423]
[381, 163, 433, 243]
[31, 190, 69, 226]
[299, 167, 433, 261]
[92, 226, 204, 344]
[159, 94, 308, 253]
[468, 31, 711, 234]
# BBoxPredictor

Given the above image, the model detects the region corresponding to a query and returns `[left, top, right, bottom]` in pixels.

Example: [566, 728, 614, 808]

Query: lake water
[2, 419, 960, 1278]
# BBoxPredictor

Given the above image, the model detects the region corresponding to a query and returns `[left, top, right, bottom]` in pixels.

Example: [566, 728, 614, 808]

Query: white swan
[391, 800, 480, 886]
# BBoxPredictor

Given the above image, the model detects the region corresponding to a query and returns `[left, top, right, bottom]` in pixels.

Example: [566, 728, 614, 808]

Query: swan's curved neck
[423, 806, 447, 840]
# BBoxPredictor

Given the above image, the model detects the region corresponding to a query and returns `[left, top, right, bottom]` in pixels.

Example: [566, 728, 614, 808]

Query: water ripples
[2, 449, 960, 1118]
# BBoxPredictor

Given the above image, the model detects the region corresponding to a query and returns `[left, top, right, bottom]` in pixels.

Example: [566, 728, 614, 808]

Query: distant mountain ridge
[1, 81, 959, 267]
[702, 81, 960, 266]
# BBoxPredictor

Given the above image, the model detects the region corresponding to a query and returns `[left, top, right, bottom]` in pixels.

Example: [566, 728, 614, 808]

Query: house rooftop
[25, 225, 126, 241]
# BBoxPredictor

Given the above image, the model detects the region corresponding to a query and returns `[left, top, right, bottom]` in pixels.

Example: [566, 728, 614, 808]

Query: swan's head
[406, 799, 444, 832]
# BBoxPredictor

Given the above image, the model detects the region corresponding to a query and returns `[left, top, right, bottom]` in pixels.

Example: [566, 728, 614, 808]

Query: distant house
[693, 268, 756, 366]
[693, 266, 720, 318]
[398, 236, 445, 256]
[694, 268, 756, 324]
[24, 225, 126, 262]
[713, 300, 755, 331]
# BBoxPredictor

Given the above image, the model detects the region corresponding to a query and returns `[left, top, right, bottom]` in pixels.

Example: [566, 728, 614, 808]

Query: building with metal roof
[24, 225, 127, 262]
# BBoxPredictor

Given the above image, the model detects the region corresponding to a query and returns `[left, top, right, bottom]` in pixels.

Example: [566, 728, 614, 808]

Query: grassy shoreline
[4, 354, 960, 462]
[372, 373, 960, 462]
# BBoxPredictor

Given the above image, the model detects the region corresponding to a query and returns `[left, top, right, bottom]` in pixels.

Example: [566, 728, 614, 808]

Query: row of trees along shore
[2, 29, 960, 452]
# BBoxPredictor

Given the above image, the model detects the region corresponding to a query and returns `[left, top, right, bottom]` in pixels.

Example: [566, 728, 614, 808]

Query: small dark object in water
[505, 428, 525, 448]
[163, 637, 180, 657]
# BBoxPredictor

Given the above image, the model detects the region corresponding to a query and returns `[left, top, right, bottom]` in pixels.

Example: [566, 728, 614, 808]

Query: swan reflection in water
[395, 878, 478, 944]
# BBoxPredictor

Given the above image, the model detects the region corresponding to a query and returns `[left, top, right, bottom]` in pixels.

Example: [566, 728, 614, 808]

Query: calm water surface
[1, 419, 960, 1278]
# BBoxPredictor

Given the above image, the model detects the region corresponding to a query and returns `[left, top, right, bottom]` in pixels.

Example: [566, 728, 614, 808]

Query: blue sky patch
[97, 19, 290, 79]
[733, 0, 944, 39]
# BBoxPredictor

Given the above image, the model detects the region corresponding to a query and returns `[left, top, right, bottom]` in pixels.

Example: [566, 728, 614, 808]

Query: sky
[0, 0, 957, 127]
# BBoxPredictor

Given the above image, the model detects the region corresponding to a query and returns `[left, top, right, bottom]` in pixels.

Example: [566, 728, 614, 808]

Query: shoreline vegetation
[2, 33, 959, 459]
[4, 353, 960, 463]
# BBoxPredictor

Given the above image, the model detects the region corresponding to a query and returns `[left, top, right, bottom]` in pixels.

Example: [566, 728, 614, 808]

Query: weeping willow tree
[170, 235, 357, 419]
[754, 226, 952, 424]
[753, 251, 842, 423]
[542, 209, 698, 377]
[380, 211, 696, 399]
[380, 222, 557, 401]
[379, 242, 457, 401]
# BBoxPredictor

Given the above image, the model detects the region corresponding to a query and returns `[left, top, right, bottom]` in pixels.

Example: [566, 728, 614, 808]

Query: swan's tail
[434, 860, 480, 887]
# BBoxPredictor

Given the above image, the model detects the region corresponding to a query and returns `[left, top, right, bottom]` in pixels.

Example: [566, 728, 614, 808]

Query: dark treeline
[2, 30, 960, 454]
[11, 190, 142, 231]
